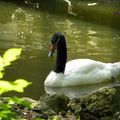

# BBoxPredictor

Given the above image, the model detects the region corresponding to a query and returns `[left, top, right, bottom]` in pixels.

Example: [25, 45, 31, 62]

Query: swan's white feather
[44, 59, 120, 87]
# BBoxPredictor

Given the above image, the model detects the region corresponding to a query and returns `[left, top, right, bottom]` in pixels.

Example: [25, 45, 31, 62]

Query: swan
[44, 32, 120, 87]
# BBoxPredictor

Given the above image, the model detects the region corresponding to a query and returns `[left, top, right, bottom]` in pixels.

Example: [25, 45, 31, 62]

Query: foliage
[0, 79, 31, 95]
[8, 96, 32, 109]
[0, 96, 32, 120]
[0, 102, 15, 120]
[0, 48, 22, 79]
[0, 48, 31, 120]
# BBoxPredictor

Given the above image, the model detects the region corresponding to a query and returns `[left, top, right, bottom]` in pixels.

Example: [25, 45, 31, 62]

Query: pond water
[0, 1, 120, 99]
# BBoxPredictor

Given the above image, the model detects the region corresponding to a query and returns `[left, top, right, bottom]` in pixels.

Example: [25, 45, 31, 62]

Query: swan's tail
[111, 62, 120, 78]
[112, 62, 120, 71]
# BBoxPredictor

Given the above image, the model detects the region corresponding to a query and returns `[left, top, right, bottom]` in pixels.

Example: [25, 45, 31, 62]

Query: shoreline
[1, 84, 120, 120]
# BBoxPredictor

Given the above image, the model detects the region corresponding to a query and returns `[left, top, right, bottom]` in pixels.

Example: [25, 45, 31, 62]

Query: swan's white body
[44, 59, 120, 87]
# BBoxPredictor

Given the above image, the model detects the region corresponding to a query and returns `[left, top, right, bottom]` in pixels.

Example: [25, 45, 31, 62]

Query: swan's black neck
[51, 32, 67, 73]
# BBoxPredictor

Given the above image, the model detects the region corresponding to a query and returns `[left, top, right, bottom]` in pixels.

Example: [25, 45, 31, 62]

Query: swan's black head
[51, 32, 61, 45]
[48, 32, 67, 73]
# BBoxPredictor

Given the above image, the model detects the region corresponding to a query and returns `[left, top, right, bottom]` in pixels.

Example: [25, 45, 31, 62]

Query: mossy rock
[39, 94, 69, 113]
[69, 85, 120, 120]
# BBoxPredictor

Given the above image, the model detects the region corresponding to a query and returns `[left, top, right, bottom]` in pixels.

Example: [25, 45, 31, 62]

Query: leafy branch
[0, 48, 31, 120]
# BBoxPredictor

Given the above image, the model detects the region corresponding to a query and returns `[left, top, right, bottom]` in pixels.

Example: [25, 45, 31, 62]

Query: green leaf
[3, 48, 22, 67]
[0, 103, 15, 119]
[0, 79, 31, 95]
[12, 79, 32, 93]
[9, 97, 32, 109]
[0, 81, 12, 94]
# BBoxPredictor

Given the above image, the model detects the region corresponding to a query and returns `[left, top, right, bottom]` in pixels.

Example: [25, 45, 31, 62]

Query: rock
[39, 94, 70, 113]
[2, 85, 120, 120]
[23, 97, 39, 108]
[23, 97, 56, 119]
[68, 84, 120, 120]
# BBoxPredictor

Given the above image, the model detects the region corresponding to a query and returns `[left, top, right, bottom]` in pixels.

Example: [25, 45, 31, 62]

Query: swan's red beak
[48, 44, 57, 58]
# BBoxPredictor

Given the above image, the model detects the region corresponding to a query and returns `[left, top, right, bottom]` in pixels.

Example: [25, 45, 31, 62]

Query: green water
[0, 1, 120, 99]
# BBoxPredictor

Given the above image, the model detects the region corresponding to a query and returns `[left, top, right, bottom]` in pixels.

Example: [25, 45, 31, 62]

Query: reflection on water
[64, 0, 77, 16]
[0, 2, 120, 99]
[45, 82, 120, 98]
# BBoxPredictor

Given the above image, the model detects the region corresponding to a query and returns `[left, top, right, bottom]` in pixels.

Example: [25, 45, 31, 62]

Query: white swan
[44, 32, 120, 87]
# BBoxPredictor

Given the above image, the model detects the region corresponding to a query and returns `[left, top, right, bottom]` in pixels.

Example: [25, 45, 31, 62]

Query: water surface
[0, 1, 120, 99]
